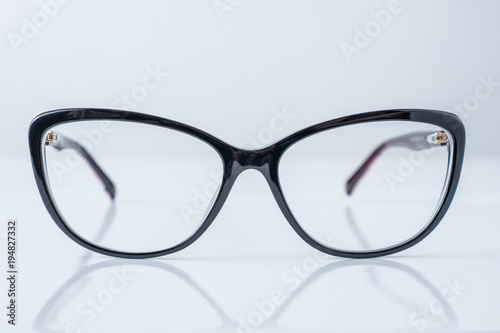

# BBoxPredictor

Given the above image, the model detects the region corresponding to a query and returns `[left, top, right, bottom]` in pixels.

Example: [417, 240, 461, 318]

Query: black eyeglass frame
[29, 109, 465, 259]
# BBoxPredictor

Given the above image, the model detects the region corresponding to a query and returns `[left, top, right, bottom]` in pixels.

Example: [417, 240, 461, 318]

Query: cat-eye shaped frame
[29, 109, 465, 259]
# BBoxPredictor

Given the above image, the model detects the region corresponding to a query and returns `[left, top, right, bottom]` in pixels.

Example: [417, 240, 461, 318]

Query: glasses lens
[279, 121, 452, 253]
[42, 120, 223, 253]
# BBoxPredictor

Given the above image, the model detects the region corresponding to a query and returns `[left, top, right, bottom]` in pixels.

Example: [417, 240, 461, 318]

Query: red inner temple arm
[346, 131, 448, 196]
[45, 131, 116, 200]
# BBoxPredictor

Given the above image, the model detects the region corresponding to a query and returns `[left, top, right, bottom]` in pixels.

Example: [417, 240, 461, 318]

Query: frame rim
[29, 108, 465, 259]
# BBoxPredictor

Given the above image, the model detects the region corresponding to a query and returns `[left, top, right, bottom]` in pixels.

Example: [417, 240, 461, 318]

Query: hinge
[46, 132, 58, 143]
[429, 131, 448, 145]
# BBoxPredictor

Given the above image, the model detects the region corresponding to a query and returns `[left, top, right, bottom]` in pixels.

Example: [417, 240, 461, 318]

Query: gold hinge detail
[46, 132, 58, 143]
[432, 131, 448, 145]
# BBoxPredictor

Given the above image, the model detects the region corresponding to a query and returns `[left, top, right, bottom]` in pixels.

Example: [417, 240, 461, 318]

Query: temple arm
[45, 131, 116, 199]
[346, 131, 448, 195]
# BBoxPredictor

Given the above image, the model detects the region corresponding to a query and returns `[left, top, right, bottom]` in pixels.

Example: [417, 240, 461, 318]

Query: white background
[0, 1, 499, 332]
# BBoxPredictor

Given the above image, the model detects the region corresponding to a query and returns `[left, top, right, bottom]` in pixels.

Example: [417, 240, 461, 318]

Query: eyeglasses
[29, 109, 465, 259]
